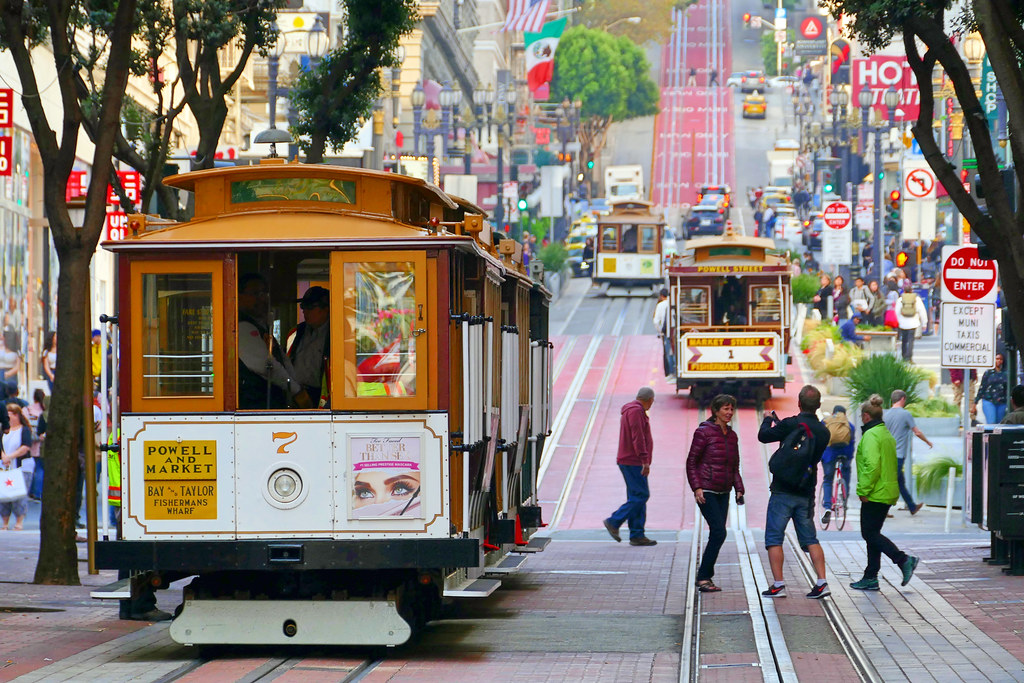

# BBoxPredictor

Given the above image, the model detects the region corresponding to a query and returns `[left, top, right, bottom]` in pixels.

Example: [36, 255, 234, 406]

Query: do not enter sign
[941, 246, 998, 303]
[823, 202, 852, 229]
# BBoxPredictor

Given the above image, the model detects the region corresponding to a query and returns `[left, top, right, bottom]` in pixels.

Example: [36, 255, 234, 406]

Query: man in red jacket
[604, 387, 657, 546]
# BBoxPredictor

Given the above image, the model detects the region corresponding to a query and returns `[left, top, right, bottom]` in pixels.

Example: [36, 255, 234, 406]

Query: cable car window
[344, 262, 418, 398]
[639, 225, 659, 252]
[675, 286, 709, 326]
[750, 285, 782, 324]
[600, 226, 617, 251]
[141, 273, 214, 397]
[231, 177, 356, 204]
[620, 225, 638, 253]
[715, 276, 747, 325]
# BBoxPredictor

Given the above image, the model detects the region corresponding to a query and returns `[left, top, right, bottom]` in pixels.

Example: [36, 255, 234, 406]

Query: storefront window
[141, 273, 215, 396]
[344, 262, 418, 398]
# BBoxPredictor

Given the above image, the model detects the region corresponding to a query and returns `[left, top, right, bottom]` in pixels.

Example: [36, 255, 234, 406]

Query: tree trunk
[192, 103, 229, 170]
[307, 131, 327, 164]
[34, 237, 90, 585]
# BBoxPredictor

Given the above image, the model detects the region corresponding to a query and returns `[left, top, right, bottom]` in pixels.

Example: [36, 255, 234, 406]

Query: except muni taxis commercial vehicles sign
[940, 245, 998, 369]
[681, 333, 781, 377]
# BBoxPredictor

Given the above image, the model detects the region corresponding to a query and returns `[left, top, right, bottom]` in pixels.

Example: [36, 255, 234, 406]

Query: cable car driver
[287, 285, 330, 408]
[238, 273, 313, 410]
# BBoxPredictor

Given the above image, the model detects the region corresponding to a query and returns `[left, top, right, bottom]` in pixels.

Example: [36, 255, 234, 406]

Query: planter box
[914, 416, 960, 437]
[826, 376, 847, 396]
[917, 475, 964, 508]
[860, 330, 896, 355]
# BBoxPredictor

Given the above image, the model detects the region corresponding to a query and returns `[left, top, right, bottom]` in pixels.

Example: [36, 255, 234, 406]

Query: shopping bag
[0, 465, 28, 503]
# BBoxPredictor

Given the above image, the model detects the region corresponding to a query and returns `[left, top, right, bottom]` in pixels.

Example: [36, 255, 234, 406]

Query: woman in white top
[0, 333, 18, 399]
[2, 403, 34, 530]
[42, 331, 56, 393]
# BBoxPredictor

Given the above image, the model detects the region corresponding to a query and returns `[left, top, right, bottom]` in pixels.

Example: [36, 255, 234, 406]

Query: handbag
[884, 309, 898, 329]
[0, 464, 28, 503]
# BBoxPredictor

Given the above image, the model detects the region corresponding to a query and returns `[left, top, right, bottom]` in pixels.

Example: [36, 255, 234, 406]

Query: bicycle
[820, 454, 849, 531]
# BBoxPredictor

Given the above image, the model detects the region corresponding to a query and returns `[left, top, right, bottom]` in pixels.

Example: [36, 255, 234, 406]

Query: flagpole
[455, 7, 580, 34]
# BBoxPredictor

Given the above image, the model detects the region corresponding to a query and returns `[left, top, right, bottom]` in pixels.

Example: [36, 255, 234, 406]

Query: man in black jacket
[758, 385, 832, 599]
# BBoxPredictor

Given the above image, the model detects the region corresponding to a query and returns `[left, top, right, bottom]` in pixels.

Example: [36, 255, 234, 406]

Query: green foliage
[815, 342, 863, 381]
[538, 242, 568, 273]
[906, 398, 960, 418]
[791, 273, 819, 304]
[523, 215, 551, 243]
[577, 0, 697, 44]
[760, 29, 795, 77]
[801, 322, 840, 352]
[913, 456, 963, 495]
[846, 353, 928, 408]
[551, 26, 659, 123]
[290, 0, 418, 163]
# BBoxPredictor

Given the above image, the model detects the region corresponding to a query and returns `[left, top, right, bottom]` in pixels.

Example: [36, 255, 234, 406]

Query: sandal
[696, 581, 722, 593]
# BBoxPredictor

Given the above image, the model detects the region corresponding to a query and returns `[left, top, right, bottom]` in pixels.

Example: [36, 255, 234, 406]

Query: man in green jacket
[851, 394, 919, 591]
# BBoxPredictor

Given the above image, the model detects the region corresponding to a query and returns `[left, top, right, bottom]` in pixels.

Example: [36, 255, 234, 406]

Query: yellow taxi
[742, 91, 767, 119]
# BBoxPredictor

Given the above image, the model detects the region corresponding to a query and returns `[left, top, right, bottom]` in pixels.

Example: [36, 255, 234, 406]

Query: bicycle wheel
[834, 475, 847, 531]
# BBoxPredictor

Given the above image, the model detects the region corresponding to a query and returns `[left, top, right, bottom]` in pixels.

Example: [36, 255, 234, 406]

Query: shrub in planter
[815, 342, 863, 381]
[538, 242, 567, 273]
[800, 323, 840, 352]
[791, 273, 820, 304]
[846, 353, 929, 407]
[913, 456, 963, 495]
[906, 398, 959, 418]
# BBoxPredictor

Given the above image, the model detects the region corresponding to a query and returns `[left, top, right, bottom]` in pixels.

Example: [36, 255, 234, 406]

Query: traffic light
[822, 170, 834, 194]
[743, 12, 751, 27]
[885, 189, 901, 233]
[895, 251, 909, 268]
[586, 160, 594, 170]
[517, 198, 528, 212]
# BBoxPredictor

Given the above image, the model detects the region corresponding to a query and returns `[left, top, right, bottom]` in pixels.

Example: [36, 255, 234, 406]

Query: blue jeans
[30, 458, 44, 499]
[608, 464, 649, 539]
[661, 334, 676, 377]
[821, 457, 851, 509]
[896, 458, 916, 509]
[765, 491, 818, 549]
[981, 400, 1006, 424]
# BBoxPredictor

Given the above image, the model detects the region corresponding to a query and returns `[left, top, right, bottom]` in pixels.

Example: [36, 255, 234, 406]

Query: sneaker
[850, 577, 880, 590]
[603, 518, 622, 543]
[806, 582, 831, 599]
[629, 536, 657, 546]
[761, 584, 786, 598]
[900, 556, 919, 586]
[820, 509, 831, 526]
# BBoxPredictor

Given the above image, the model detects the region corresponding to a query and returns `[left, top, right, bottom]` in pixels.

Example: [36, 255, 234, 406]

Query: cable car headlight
[268, 468, 302, 504]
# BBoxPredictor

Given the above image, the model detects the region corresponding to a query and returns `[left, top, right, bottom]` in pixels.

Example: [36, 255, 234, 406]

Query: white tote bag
[0, 465, 28, 503]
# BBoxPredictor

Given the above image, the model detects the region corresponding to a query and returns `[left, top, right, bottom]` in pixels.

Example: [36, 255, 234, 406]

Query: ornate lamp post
[472, 81, 517, 233]
[253, 35, 290, 157]
[859, 86, 900, 283]
[410, 81, 442, 180]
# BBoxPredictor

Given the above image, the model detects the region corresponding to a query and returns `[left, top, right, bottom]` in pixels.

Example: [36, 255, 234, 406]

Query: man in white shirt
[287, 286, 330, 407]
[652, 288, 676, 382]
[895, 284, 928, 362]
[237, 274, 311, 410]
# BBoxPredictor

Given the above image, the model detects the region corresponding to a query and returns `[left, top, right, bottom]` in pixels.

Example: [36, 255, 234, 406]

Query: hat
[833, 405, 846, 414]
[92, 329, 101, 337]
[297, 286, 330, 307]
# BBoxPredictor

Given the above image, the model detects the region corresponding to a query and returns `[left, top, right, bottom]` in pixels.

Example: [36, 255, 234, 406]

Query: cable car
[592, 200, 667, 294]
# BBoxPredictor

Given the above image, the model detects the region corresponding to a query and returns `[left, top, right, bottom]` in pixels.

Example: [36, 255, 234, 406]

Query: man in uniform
[287, 286, 330, 407]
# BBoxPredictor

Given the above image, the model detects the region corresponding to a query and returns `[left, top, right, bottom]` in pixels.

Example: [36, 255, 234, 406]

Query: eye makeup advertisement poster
[349, 436, 422, 519]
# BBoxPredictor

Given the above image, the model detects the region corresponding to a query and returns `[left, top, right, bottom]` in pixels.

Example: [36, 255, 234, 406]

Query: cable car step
[485, 554, 529, 574]
[513, 536, 552, 553]
[90, 578, 131, 600]
[443, 578, 501, 598]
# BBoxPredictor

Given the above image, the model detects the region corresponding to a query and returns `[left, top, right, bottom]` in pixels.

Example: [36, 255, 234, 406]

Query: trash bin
[979, 427, 1024, 575]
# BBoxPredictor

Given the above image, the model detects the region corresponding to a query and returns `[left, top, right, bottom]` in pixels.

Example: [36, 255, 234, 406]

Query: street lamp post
[473, 82, 517, 235]
[860, 87, 900, 283]
[555, 98, 581, 239]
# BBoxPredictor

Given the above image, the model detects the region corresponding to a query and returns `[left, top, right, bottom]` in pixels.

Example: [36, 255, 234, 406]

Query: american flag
[502, 0, 551, 33]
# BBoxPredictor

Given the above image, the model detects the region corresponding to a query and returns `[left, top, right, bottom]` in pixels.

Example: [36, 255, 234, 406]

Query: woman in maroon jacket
[687, 394, 745, 591]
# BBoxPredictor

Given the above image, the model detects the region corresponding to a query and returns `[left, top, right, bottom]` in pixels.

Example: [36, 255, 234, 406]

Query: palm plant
[846, 353, 929, 407]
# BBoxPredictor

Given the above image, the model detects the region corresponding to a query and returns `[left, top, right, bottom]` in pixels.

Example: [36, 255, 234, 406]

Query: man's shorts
[764, 491, 819, 549]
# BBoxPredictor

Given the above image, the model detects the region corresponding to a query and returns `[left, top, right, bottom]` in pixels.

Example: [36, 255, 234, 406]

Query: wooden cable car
[666, 221, 793, 403]
[93, 160, 553, 646]
[591, 200, 666, 294]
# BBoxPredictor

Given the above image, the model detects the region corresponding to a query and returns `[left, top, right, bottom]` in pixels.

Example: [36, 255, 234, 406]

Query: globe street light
[253, 33, 290, 157]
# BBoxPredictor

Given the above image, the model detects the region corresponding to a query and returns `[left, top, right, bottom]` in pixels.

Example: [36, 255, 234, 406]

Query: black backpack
[768, 422, 817, 491]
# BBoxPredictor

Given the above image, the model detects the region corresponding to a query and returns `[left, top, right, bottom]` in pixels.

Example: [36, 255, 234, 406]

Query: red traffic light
[743, 12, 751, 21]
[889, 189, 901, 202]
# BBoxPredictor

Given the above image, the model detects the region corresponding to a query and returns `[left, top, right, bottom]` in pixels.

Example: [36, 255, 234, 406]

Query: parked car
[726, 72, 745, 88]
[740, 70, 767, 93]
[684, 207, 727, 239]
[742, 92, 767, 118]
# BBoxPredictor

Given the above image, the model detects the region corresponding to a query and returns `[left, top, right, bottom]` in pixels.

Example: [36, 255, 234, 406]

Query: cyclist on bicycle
[821, 405, 855, 526]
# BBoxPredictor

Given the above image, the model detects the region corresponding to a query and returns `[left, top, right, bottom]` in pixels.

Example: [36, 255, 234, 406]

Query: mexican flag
[525, 18, 567, 100]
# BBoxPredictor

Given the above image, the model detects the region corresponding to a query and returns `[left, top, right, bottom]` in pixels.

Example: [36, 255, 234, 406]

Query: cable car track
[679, 406, 878, 683]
